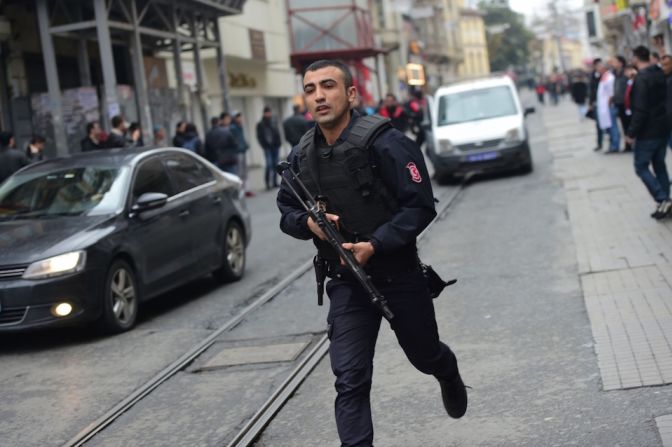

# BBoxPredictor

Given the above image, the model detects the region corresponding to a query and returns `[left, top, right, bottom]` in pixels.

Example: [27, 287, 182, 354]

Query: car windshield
[437, 85, 518, 126]
[0, 166, 128, 220]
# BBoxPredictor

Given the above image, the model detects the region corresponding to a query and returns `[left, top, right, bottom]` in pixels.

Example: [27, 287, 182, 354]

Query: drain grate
[198, 341, 310, 370]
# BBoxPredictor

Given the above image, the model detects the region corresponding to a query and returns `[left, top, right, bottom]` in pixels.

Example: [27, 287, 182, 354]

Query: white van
[426, 76, 535, 183]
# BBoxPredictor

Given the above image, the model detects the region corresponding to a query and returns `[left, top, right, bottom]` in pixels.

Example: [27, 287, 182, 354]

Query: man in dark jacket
[625, 46, 671, 219]
[661, 54, 672, 149]
[588, 58, 604, 150]
[106, 115, 127, 148]
[204, 114, 238, 173]
[379, 93, 409, 132]
[0, 131, 30, 183]
[81, 121, 103, 151]
[283, 104, 311, 147]
[256, 106, 282, 189]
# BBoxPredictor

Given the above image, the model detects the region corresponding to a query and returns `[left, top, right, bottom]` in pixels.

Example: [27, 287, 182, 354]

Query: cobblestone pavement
[545, 100, 672, 441]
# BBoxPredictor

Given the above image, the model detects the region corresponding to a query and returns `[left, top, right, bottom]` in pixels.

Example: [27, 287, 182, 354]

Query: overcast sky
[509, 0, 584, 22]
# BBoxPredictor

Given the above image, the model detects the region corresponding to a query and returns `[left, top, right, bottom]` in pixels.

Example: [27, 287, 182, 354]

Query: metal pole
[93, 0, 120, 131]
[36, 0, 68, 156]
[76, 4, 92, 86]
[189, 13, 209, 130]
[77, 39, 92, 86]
[130, 0, 154, 145]
[172, 3, 187, 119]
[213, 18, 231, 113]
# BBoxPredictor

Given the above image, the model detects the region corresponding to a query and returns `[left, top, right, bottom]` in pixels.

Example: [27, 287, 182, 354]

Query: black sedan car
[0, 147, 251, 333]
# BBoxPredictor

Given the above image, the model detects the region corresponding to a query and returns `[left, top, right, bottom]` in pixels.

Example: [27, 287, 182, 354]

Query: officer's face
[303, 66, 356, 128]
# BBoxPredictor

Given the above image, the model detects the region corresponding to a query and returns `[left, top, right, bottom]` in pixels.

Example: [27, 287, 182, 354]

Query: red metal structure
[286, 0, 384, 102]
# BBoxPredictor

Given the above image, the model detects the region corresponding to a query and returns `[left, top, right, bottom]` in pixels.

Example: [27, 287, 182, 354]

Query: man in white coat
[597, 60, 621, 153]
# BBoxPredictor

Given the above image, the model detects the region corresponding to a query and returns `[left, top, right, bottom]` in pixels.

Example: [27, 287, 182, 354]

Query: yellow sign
[406, 64, 426, 86]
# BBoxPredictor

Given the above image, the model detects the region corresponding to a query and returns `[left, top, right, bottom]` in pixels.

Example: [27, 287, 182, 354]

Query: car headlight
[22, 251, 87, 280]
[504, 128, 522, 144]
[438, 139, 454, 154]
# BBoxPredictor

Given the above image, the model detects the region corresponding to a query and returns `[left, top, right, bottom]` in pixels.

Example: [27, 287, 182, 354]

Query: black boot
[439, 373, 468, 419]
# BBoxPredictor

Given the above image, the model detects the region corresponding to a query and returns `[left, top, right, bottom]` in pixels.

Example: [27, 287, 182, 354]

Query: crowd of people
[565, 46, 672, 220]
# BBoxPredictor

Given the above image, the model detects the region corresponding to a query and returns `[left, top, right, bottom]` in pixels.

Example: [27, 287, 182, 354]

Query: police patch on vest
[406, 162, 422, 183]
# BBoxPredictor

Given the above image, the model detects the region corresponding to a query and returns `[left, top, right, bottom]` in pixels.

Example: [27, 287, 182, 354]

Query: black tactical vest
[297, 114, 398, 260]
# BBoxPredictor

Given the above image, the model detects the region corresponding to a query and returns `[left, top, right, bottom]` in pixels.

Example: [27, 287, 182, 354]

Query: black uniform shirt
[277, 112, 437, 256]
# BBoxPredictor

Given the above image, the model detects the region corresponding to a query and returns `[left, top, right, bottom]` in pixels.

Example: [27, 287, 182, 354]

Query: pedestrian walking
[379, 93, 409, 132]
[256, 106, 281, 189]
[106, 115, 128, 149]
[25, 135, 46, 162]
[230, 112, 254, 196]
[535, 82, 546, 104]
[569, 72, 588, 120]
[173, 121, 188, 148]
[588, 58, 604, 151]
[283, 104, 311, 147]
[596, 61, 620, 153]
[612, 56, 632, 151]
[0, 131, 30, 183]
[181, 123, 202, 155]
[204, 113, 238, 173]
[127, 122, 144, 147]
[625, 46, 671, 219]
[407, 90, 427, 147]
[153, 124, 167, 146]
[661, 54, 672, 150]
[277, 59, 467, 447]
[81, 121, 103, 151]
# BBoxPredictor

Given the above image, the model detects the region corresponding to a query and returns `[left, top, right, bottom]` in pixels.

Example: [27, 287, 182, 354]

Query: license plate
[466, 152, 499, 163]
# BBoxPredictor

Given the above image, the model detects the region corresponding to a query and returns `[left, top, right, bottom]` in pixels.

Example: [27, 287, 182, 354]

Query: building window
[375, 0, 386, 28]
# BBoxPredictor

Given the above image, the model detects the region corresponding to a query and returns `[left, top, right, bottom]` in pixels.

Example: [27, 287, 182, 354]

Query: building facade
[0, 0, 246, 157]
[457, 4, 490, 79]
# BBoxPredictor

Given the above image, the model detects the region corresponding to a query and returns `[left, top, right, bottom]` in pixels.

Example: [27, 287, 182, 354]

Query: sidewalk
[544, 100, 672, 442]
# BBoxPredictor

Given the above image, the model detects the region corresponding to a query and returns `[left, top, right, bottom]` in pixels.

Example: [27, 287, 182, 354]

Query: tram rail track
[64, 180, 467, 447]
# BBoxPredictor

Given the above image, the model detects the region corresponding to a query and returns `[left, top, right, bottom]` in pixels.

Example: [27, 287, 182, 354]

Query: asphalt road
[254, 101, 672, 446]
[0, 186, 316, 447]
[5, 97, 671, 447]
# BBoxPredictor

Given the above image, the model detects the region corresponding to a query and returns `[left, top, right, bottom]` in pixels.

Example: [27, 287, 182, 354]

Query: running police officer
[277, 59, 467, 447]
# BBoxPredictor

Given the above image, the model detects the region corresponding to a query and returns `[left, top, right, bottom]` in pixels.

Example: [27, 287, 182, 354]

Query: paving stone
[656, 415, 672, 447]
[553, 126, 672, 391]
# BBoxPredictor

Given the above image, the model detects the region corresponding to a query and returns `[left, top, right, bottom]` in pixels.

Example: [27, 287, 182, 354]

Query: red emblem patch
[406, 162, 422, 183]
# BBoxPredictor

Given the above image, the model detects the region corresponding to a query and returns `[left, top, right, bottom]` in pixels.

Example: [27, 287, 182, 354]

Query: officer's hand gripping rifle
[276, 161, 394, 321]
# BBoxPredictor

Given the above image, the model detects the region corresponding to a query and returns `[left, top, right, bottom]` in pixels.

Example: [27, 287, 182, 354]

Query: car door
[127, 156, 194, 293]
[163, 152, 222, 272]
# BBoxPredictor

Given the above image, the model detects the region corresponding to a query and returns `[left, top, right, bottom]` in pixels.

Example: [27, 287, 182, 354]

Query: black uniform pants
[326, 265, 459, 447]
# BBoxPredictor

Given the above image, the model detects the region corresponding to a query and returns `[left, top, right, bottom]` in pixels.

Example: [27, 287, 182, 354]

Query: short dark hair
[86, 121, 99, 135]
[210, 116, 220, 127]
[128, 122, 140, 133]
[292, 104, 301, 114]
[385, 93, 397, 100]
[592, 58, 602, 66]
[303, 59, 353, 90]
[263, 106, 271, 114]
[652, 51, 660, 60]
[0, 131, 13, 147]
[219, 112, 230, 120]
[616, 55, 626, 67]
[176, 120, 186, 132]
[30, 135, 45, 145]
[111, 115, 124, 128]
[633, 46, 650, 63]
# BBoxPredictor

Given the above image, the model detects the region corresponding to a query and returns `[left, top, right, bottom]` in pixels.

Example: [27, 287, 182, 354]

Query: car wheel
[213, 220, 246, 283]
[100, 259, 139, 333]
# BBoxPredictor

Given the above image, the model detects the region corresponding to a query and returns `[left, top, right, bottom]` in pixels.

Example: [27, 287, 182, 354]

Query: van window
[437, 86, 518, 126]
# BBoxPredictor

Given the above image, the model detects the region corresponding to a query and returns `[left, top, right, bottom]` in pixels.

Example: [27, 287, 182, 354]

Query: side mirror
[132, 192, 168, 213]
[524, 107, 536, 116]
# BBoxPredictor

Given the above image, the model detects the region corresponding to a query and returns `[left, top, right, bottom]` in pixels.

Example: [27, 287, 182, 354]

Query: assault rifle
[276, 161, 395, 321]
